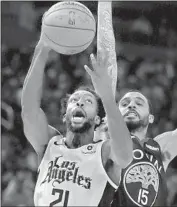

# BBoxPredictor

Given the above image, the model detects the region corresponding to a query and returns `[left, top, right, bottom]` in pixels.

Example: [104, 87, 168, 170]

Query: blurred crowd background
[1, 1, 177, 206]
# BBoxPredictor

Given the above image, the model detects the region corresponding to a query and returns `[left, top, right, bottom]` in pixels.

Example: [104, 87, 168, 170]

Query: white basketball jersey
[34, 136, 117, 206]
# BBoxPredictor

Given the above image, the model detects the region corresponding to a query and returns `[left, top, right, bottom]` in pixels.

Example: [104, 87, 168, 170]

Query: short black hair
[61, 86, 106, 128]
[118, 89, 153, 114]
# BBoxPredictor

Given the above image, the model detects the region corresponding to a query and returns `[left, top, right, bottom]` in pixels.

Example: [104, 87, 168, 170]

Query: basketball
[42, 1, 96, 55]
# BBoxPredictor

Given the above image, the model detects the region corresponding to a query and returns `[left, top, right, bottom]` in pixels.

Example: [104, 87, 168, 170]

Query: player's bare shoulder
[154, 129, 177, 145]
[154, 129, 177, 171]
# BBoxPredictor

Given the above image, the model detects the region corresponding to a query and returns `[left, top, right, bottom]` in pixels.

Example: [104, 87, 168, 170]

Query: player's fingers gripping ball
[41, 1, 96, 55]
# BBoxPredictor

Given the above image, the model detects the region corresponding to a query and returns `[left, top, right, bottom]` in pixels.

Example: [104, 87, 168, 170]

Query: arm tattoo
[97, 2, 118, 98]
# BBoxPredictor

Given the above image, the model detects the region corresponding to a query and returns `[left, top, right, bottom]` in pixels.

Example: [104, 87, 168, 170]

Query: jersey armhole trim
[37, 135, 63, 172]
[99, 141, 119, 189]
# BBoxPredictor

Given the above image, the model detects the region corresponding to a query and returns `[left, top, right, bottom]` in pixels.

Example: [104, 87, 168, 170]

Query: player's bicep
[22, 108, 49, 155]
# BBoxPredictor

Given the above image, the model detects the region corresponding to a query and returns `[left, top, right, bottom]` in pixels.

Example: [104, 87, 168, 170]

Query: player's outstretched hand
[84, 50, 113, 99]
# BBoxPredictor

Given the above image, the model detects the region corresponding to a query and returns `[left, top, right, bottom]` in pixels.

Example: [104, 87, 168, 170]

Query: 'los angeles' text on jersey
[41, 156, 91, 189]
[34, 136, 117, 206]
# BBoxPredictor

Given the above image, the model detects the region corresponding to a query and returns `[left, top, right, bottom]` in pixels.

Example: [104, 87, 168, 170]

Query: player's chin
[125, 118, 141, 127]
[70, 123, 87, 133]
[71, 120, 85, 128]
[124, 116, 139, 122]
[72, 123, 84, 129]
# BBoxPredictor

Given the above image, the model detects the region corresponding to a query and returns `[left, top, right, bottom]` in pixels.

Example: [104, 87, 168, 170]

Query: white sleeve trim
[99, 141, 119, 189]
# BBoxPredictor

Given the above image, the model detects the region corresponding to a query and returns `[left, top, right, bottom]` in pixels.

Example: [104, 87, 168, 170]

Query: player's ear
[63, 114, 66, 123]
[149, 114, 154, 124]
[95, 115, 101, 126]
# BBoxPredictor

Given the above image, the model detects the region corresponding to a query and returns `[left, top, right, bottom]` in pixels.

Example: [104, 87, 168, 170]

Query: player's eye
[70, 98, 78, 103]
[85, 99, 92, 104]
[121, 102, 128, 107]
[136, 102, 143, 106]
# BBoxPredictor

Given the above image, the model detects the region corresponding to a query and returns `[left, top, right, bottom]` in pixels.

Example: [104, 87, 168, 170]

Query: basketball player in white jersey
[21, 10, 133, 206]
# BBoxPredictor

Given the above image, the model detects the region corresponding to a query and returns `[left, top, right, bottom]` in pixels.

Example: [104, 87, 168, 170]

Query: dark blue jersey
[111, 136, 167, 207]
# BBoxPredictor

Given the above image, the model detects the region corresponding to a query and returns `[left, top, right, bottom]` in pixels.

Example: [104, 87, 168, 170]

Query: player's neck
[65, 130, 94, 149]
[130, 128, 147, 141]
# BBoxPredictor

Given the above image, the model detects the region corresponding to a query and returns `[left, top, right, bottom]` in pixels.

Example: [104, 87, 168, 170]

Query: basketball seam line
[44, 33, 94, 48]
[44, 24, 95, 32]
[44, 7, 95, 23]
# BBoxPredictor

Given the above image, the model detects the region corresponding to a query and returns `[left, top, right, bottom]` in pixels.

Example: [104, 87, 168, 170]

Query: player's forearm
[21, 45, 49, 114]
[97, 1, 117, 97]
[102, 95, 133, 167]
[98, 2, 132, 167]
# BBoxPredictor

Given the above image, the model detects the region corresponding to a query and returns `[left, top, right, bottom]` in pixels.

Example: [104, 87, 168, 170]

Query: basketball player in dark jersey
[97, 1, 177, 206]
[111, 91, 168, 206]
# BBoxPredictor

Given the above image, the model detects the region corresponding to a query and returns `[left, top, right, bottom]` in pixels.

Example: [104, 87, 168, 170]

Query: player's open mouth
[125, 110, 138, 117]
[72, 109, 86, 123]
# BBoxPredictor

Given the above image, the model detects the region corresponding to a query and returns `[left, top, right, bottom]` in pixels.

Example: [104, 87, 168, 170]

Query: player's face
[65, 90, 99, 133]
[118, 92, 151, 131]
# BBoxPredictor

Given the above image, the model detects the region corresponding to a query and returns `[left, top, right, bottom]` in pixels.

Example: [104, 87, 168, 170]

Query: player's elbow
[21, 105, 29, 120]
[21, 94, 30, 113]
[21, 105, 37, 124]
[21, 109, 29, 127]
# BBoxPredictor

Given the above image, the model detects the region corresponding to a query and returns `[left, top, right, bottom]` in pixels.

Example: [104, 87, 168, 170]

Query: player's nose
[76, 100, 84, 107]
[128, 101, 136, 109]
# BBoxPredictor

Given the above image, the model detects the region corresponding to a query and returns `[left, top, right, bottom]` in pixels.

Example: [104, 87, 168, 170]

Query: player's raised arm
[84, 51, 133, 168]
[97, 1, 118, 97]
[94, 1, 118, 141]
[95, 2, 133, 167]
[21, 33, 59, 159]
